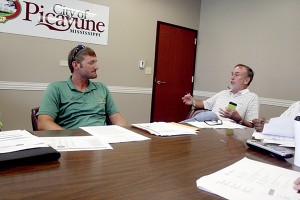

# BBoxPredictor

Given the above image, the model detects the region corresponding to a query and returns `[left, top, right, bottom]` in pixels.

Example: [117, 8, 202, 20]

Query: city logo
[0, 0, 109, 45]
[0, 0, 21, 23]
[23, 2, 106, 35]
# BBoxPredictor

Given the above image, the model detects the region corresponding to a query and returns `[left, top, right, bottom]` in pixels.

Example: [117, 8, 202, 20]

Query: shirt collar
[67, 76, 96, 92]
[230, 88, 249, 96]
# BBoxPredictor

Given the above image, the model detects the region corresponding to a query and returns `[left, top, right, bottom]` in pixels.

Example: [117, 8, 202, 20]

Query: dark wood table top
[0, 126, 298, 200]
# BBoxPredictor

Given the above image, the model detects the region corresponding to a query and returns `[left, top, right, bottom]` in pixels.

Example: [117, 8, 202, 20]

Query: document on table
[252, 131, 295, 147]
[40, 136, 112, 151]
[132, 122, 197, 136]
[80, 125, 150, 143]
[196, 157, 300, 200]
[0, 130, 48, 153]
[262, 116, 294, 138]
[187, 120, 245, 129]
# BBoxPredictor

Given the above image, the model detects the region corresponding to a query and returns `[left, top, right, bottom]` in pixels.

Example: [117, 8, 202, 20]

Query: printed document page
[80, 125, 150, 143]
[263, 116, 294, 138]
[41, 136, 112, 151]
[196, 157, 300, 200]
[0, 130, 48, 153]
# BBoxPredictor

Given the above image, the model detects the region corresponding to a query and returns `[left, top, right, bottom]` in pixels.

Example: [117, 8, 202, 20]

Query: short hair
[234, 64, 254, 86]
[68, 45, 96, 73]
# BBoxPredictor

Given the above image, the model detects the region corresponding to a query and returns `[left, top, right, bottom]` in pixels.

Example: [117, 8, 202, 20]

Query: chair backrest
[106, 116, 112, 125]
[31, 107, 39, 131]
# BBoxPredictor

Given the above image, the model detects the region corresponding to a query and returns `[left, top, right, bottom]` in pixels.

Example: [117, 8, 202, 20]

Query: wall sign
[0, 0, 109, 45]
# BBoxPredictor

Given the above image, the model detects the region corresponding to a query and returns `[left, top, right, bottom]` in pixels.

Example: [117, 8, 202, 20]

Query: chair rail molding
[0, 81, 152, 94]
[0, 81, 294, 107]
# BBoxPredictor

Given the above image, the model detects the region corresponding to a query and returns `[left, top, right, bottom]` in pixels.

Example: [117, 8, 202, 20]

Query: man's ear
[244, 77, 250, 85]
[72, 61, 79, 70]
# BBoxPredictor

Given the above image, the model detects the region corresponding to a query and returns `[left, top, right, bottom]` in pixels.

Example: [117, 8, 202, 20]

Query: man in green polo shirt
[37, 45, 128, 130]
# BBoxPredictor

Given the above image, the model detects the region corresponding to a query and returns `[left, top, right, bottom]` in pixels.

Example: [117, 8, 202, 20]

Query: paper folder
[0, 146, 61, 167]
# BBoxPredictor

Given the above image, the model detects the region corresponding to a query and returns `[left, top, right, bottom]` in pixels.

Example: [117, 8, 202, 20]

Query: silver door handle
[157, 80, 166, 84]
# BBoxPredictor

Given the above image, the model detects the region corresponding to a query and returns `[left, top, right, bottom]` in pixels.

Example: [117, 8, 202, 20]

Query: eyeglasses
[72, 45, 85, 61]
[204, 120, 223, 126]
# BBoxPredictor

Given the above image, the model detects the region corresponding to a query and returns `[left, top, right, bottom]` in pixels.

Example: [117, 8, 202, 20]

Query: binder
[0, 146, 61, 167]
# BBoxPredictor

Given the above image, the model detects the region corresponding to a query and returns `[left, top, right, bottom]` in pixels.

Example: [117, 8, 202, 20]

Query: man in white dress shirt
[182, 64, 259, 128]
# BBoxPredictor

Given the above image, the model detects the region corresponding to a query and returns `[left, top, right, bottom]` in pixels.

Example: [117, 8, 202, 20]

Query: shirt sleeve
[203, 92, 220, 110]
[102, 84, 119, 116]
[37, 83, 60, 119]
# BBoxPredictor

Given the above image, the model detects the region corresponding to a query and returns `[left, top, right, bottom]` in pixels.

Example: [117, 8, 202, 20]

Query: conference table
[0, 126, 299, 200]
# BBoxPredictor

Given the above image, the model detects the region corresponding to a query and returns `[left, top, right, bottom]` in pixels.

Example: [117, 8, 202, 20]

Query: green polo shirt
[38, 76, 119, 129]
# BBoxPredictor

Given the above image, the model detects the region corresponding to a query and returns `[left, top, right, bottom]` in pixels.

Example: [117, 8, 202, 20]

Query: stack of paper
[132, 122, 197, 136]
[197, 157, 300, 200]
[262, 117, 295, 138]
[252, 116, 295, 147]
[252, 131, 295, 147]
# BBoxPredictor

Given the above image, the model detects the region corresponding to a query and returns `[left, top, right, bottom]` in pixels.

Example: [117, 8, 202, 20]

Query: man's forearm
[38, 117, 64, 131]
[240, 119, 253, 128]
[193, 100, 205, 109]
[38, 121, 64, 131]
[109, 113, 129, 126]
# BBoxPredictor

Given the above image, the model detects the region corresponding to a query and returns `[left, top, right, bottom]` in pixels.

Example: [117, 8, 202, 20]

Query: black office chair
[31, 107, 39, 131]
[31, 106, 112, 131]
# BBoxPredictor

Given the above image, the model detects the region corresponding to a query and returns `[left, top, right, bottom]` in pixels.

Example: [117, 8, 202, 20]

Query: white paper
[41, 136, 112, 152]
[0, 130, 48, 153]
[187, 120, 245, 129]
[132, 122, 197, 136]
[80, 125, 150, 143]
[252, 131, 295, 147]
[263, 117, 295, 138]
[197, 157, 300, 200]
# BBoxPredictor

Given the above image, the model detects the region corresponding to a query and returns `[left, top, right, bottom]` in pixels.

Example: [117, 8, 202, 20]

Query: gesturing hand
[182, 93, 194, 106]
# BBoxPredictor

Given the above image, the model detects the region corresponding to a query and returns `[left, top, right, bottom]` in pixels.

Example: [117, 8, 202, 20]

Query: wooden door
[151, 22, 197, 122]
